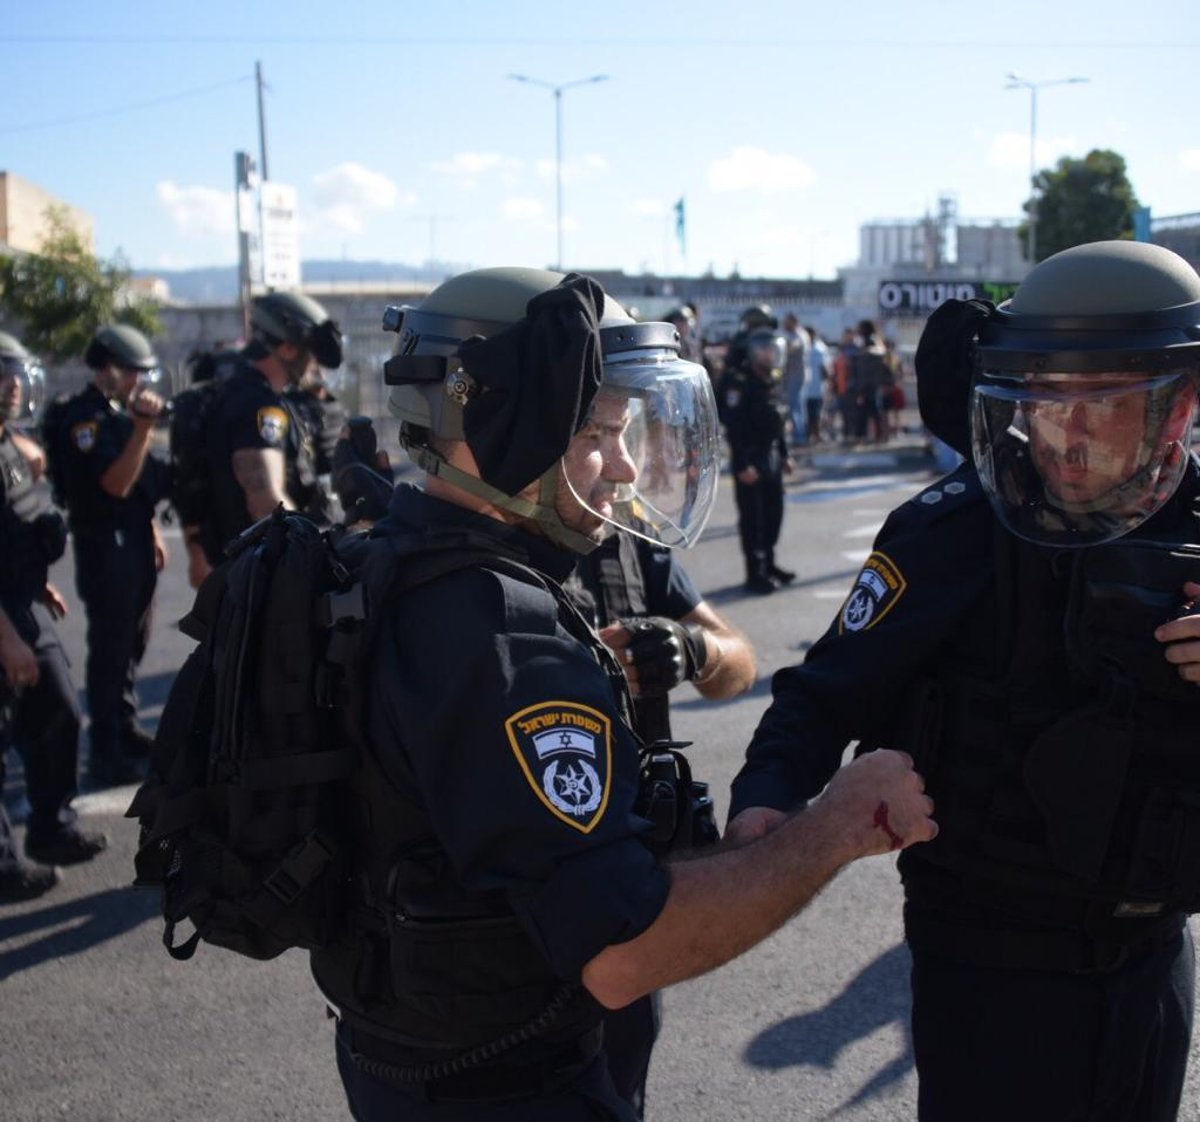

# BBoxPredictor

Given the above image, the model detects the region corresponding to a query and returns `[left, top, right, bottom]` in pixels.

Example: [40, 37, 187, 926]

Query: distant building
[0, 171, 94, 254]
[1151, 212, 1200, 272]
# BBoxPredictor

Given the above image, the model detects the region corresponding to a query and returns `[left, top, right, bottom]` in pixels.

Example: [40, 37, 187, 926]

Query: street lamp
[508, 72, 609, 270]
[1005, 72, 1089, 263]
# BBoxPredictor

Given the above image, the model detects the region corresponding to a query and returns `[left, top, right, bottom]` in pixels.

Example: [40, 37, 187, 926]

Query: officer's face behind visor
[971, 369, 1198, 547]
[560, 350, 720, 549]
[0, 357, 45, 422]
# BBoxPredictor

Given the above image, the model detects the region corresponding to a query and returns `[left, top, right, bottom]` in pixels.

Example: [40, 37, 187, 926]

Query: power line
[0, 74, 253, 135]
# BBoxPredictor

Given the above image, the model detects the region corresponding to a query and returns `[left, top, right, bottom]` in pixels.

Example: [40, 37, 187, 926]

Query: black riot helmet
[739, 304, 777, 332]
[383, 266, 720, 553]
[0, 331, 45, 422]
[250, 291, 343, 369]
[970, 240, 1200, 547]
[84, 323, 159, 372]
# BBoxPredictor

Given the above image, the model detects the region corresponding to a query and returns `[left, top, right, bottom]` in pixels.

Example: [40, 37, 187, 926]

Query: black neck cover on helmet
[452, 273, 606, 497]
[914, 297, 996, 457]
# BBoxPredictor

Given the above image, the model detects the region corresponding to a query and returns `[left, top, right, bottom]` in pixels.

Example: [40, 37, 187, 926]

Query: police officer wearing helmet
[48, 324, 171, 787]
[311, 266, 936, 1120]
[729, 241, 1200, 1121]
[184, 290, 341, 587]
[721, 325, 796, 593]
[0, 331, 107, 900]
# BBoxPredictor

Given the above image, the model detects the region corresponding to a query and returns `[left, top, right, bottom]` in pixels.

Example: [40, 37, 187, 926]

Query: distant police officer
[183, 291, 342, 587]
[721, 326, 796, 593]
[50, 325, 170, 787]
[562, 531, 757, 1115]
[0, 332, 106, 900]
[312, 266, 936, 1121]
[287, 363, 348, 525]
[729, 241, 1200, 1121]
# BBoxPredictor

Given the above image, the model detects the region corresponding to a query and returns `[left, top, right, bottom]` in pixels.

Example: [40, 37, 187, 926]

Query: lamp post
[1005, 72, 1089, 263]
[508, 72, 609, 270]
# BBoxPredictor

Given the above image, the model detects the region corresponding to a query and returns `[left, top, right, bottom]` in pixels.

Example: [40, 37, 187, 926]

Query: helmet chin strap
[400, 437, 600, 554]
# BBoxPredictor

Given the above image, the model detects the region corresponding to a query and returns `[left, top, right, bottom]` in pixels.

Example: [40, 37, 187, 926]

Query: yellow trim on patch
[505, 700, 613, 834]
[256, 405, 289, 444]
[838, 550, 909, 634]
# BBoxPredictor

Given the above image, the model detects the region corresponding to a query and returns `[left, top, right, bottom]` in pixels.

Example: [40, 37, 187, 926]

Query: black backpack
[168, 379, 223, 529]
[128, 507, 504, 961]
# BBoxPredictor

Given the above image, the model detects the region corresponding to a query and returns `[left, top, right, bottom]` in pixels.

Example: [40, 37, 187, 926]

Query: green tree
[1018, 149, 1140, 263]
[0, 206, 160, 362]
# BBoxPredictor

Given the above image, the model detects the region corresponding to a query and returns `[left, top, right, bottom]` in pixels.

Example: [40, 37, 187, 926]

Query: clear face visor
[561, 351, 720, 548]
[0, 358, 45, 422]
[748, 334, 786, 370]
[971, 370, 1198, 547]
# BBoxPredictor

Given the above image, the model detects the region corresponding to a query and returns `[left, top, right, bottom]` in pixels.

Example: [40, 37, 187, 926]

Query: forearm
[99, 428, 154, 498]
[693, 625, 756, 700]
[583, 797, 854, 1008]
[9, 431, 45, 480]
[232, 448, 291, 520]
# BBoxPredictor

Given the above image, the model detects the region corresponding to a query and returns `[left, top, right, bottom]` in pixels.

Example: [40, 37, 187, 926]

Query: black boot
[744, 554, 777, 595]
[768, 563, 796, 584]
[0, 860, 61, 903]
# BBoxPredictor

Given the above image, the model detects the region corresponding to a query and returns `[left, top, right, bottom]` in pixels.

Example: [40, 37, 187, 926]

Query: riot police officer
[182, 291, 342, 587]
[728, 241, 1200, 1121]
[562, 532, 756, 1116]
[310, 267, 935, 1120]
[49, 325, 170, 787]
[0, 332, 106, 900]
[287, 363, 348, 525]
[721, 326, 796, 593]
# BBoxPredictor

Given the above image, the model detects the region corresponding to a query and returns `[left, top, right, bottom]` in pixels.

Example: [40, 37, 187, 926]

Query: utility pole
[1005, 72, 1089, 263]
[235, 151, 257, 338]
[256, 61, 270, 182]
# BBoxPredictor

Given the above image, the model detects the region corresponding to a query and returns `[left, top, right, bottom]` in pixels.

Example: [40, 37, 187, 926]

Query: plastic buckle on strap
[262, 832, 335, 905]
[318, 583, 366, 628]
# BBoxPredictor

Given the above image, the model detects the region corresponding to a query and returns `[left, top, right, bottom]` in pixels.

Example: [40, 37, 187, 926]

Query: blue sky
[3, 1, 1196, 280]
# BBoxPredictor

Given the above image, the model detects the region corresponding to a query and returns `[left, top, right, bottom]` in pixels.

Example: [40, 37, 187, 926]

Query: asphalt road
[3, 438, 1199, 1121]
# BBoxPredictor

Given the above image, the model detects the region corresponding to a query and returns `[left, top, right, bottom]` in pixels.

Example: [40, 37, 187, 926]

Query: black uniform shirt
[722, 367, 788, 474]
[205, 361, 312, 549]
[730, 463, 996, 816]
[566, 533, 702, 630]
[369, 483, 670, 981]
[56, 383, 166, 534]
[0, 428, 52, 620]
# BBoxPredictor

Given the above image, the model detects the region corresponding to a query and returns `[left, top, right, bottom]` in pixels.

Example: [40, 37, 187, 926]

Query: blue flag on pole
[674, 197, 686, 257]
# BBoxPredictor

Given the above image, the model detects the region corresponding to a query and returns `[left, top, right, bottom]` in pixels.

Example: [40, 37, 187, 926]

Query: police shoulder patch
[505, 701, 612, 833]
[71, 421, 98, 452]
[838, 551, 908, 634]
[257, 406, 289, 446]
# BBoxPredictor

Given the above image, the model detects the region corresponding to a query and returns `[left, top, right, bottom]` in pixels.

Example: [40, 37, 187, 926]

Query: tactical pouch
[1065, 539, 1200, 704]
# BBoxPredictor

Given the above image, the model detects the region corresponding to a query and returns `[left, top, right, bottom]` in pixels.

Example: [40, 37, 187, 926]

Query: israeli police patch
[71, 421, 98, 452]
[505, 701, 612, 833]
[257, 406, 289, 446]
[839, 551, 908, 634]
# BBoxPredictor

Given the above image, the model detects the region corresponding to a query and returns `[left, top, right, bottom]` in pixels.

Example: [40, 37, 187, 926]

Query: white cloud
[534, 153, 608, 185]
[311, 163, 406, 233]
[1180, 150, 1200, 173]
[707, 147, 815, 193]
[988, 131, 1078, 170]
[501, 197, 544, 221]
[156, 181, 235, 238]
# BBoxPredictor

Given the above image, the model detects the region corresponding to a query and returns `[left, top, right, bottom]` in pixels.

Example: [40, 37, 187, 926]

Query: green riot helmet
[383, 267, 719, 552]
[250, 290, 344, 370]
[85, 324, 159, 371]
[0, 331, 45, 422]
[970, 240, 1200, 547]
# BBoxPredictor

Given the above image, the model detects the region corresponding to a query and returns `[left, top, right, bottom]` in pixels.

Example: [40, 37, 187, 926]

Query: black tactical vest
[311, 554, 635, 1059]
[903, 512, 1200, 916]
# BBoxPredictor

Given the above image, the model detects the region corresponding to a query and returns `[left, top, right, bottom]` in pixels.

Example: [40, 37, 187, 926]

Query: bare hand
[725, 806, 788, 847]
[187, 551, 213, 590]
[129, 387, 166, 424]
[1155, 580, 1200, 684]
[819, 749, 937, 857]
[152, 521, 169, 572]
[0, 632, 39, 691]
[735, 466, 760, 485]
[42, 582, 68, 620]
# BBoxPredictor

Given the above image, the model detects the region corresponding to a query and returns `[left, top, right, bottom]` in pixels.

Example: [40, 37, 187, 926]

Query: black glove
[332, 417, 394, 524]
[623, 616, 708, 695]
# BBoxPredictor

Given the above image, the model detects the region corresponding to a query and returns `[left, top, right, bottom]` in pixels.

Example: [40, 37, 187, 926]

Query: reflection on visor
[971, 371, 1196, 547]
[0, 358, 45, 423]
[562, 355, 719, 548]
